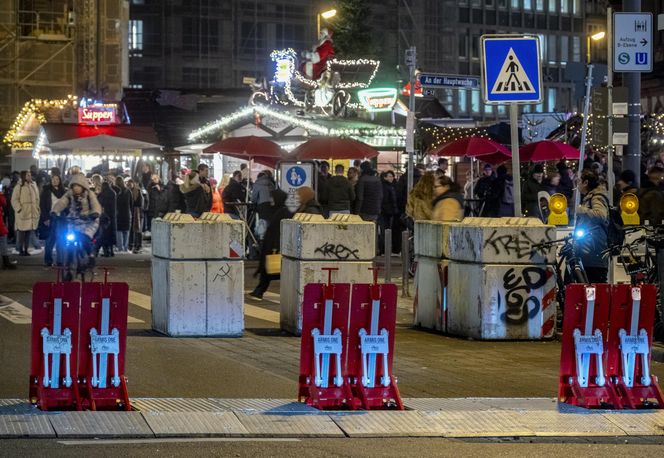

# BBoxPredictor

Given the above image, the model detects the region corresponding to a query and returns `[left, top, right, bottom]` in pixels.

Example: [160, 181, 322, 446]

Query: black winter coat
[325, 175, 355, 211]
[38, 183, 66, 238]
[116, 188, 132, 232]
[221, 180, 245, 216]
[165, 181, 186, 213]
[258, 205, 293, 273]
[381, 181, 398, 216]
[97, 187, 117, 246]
[148, 183, 169, 218]
[355, 173, 383, 215]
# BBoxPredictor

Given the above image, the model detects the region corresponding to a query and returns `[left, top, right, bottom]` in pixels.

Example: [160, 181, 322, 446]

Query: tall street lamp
[586, 30, 606, 63]
[317, 8, 337, 35]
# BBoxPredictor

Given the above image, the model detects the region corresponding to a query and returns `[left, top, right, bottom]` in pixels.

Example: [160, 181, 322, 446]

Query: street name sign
[613, 12, 653, 72]
[419, 73, 480, 89]
[481, 35, 542, 104]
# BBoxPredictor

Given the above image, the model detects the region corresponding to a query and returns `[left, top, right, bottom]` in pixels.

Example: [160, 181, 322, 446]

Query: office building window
[548, 0, 556, 12]
[572, 36, 581, 62]
[459, 89, 468, 113]
[511, 0, 520, 8]
[560, 35, 569, 64]
[573, 0, 581, 15]
[471, 90, 480, 114]
[459, 34, 468, 58]
[536, 0, 544, 11]
[547, 88, 556, 111]
[484, 102, 493, 115]
[498, 0, 507, 7]
[182, 17, 219, 53]
[472, 35, 480, 58]
[276, 24, 305, 50]
[548, 35, 557, 64]
[182, 67, 218, 88]
[129, 20, 143, 52]
[524, 0, 532, 10]
[240, 22, 265, 55]
[485, 0, 495, 6]
[560, 0, 569, 13]
[498, 104, 506, 115]
[471, 0, 481, 6]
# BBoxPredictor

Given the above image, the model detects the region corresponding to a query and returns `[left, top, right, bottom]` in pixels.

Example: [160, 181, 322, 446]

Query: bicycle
[532, 229, 589, 329]
[57, 216, 96, 282]
[605, 225, 664, 341]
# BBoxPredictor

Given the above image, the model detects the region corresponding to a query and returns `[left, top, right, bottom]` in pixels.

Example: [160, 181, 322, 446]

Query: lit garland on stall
[188, 105, 405, 143]
[3, 95, 78, 145]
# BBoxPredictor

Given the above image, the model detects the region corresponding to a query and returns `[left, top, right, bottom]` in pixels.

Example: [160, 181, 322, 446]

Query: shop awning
[42, 124, 161, 151]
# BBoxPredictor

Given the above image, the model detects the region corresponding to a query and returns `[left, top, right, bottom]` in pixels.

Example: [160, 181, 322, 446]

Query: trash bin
[280, 213, 375, 335]
[446, 217, 557, 339]
[151, 212, 245, 336]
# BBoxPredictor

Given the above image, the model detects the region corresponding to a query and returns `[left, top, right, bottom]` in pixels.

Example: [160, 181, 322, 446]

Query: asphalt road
[1, 250, 663, 400]
[2, 437, 664, 458]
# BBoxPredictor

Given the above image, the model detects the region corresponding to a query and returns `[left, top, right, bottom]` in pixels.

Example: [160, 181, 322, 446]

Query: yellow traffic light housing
[547, 193, 569, 226]
[620, 193, 640, 225]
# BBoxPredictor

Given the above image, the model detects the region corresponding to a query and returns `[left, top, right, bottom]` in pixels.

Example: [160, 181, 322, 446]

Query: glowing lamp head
[66, 232, 75, 242]
[574, 228, 586, 239]
[549, 193, 567, 214]
[620, 193, 639, 214]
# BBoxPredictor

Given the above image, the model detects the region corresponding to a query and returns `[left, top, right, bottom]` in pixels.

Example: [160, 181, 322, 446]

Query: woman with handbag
[248, 189, 292, 300]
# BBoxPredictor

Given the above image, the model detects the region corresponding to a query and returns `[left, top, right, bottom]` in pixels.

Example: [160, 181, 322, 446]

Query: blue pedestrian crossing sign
[481, 35, 542, 104]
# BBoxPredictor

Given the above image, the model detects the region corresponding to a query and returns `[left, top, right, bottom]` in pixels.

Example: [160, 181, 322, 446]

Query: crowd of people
[3, 153, 664, 290]
[0, 162, 257, 270]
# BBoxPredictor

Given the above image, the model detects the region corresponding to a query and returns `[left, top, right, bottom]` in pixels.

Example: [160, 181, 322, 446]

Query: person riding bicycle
[51, 173, 101, 268]
[575, 169, 609, 283]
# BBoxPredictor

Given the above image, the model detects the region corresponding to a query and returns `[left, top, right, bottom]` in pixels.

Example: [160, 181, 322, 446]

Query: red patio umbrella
[203, 135, 286, 167]
[519, 140, 579, 162]
[429, 136, 511, 164]
[291, 137, 379, 161]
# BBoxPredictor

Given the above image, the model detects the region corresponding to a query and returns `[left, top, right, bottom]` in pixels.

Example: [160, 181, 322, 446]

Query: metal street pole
[623, 0, 642, 184]
[607, 7, 615, 206]
[509, 104, 522, 217]
[406, 46, 416, 192]
[574, 64, 594, 225]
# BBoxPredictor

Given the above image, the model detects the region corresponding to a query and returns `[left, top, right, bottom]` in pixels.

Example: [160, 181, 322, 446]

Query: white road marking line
[244, 303, 280, 323]
[0, 295, 144, 324]
[0, 296, 32, 324]
[128, 290, 152, 311]
[59, 438, 300, 445]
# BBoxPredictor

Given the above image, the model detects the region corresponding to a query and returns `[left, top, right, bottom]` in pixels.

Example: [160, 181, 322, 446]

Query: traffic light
[547, 193, 569, 226]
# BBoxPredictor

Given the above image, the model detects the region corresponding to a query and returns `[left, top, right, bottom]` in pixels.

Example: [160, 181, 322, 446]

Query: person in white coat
[11, 170, 40, 256]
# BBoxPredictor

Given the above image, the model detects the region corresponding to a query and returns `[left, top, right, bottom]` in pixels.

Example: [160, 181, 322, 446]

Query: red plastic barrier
[558, 283, 621, 408]
[298, 268, 354, 410]
[606, 284, 664, 409]
[347, 275, 403, 410]
[29, 282, 83, 411]
[79, 281, 131, 411]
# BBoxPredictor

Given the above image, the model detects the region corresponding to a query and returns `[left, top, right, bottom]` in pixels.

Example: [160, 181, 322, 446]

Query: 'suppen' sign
[78, 106, 117, 125]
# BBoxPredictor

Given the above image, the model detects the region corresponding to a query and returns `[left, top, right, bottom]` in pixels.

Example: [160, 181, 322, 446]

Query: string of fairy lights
[188, 105, 406, 143]
[3, 95, 79, 146]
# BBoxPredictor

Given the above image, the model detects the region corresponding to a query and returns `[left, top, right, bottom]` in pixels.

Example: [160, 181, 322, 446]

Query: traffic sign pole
[481, 34, 542, 218]
[509, 104, 522, 217]
[607, 7, 615, 206]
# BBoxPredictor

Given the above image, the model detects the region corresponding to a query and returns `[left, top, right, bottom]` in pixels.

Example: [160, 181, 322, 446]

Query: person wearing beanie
[522, 164, 544, 219]
[617, 170, 638, 195]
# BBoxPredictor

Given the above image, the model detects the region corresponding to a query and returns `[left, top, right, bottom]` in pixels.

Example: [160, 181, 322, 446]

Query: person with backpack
[487, 165, 514, 217]
[575, 170, 610, 283]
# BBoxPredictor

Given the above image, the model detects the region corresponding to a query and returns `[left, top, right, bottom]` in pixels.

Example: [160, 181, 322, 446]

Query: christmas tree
[332, 0, 376, 58]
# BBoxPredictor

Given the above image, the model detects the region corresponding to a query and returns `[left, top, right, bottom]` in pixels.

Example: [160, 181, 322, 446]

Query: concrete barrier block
[206, 261, 244, 336]
[446, 261, 557, 340]
[151, 218, 244, 260]
[279, 258, 374, 335]
[447, 218, 556, 264]
[281, 219, 376, 261]
[414, 221, 460, 258]
[413, 257, 448, 332]
[151, 258, 207, 336]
